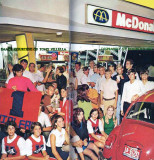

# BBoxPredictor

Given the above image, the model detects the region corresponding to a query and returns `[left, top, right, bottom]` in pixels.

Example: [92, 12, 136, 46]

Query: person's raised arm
[42, 67, 52, 83]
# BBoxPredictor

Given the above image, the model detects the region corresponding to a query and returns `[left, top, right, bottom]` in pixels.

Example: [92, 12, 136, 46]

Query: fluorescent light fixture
[56, 32, 63, 36]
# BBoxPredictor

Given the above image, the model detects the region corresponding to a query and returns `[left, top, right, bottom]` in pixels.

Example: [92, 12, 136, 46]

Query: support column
[16, 33, 36, 70]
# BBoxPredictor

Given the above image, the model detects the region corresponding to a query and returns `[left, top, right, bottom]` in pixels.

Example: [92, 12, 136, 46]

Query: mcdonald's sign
[86, 5, 112, 27]
[86, 4, 154, 34]
[93, 9, 109, 23]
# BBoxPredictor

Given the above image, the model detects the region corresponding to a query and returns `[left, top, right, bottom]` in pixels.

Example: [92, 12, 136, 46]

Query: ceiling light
[56, 32, 63, 36]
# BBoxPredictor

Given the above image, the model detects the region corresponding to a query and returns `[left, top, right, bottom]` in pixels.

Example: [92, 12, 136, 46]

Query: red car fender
[103, 125, 121, 159]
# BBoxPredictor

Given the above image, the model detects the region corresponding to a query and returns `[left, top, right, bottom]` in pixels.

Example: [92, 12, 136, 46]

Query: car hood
[116, 119, 154, 159]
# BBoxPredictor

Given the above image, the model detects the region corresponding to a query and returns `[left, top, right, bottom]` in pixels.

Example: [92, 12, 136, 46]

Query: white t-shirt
[35, 70, 46, 91]
[121, 80, 144, 111]
[31, 72, 39, 82]
[2, 133, 26, 156]
[87, 118, 104, 134]
[141, 81, 154, 93]
[38, 112, 51, 128]
[89, 68, 94, 77]
[26, 134, 46, 156]
[95, 75, 106, 94]
[46, 128, 65, 147]
[75, 69, 84, 85]
[6, 70, 36, 84]
[81, 74, 91, 85]
[100, 78, 118, 99]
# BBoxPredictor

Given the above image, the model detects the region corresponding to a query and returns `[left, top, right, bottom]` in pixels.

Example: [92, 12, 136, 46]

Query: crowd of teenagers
[0, 58, 154, 160]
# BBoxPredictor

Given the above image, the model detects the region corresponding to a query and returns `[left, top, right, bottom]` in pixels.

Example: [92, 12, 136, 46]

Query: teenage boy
[81, 66, 90, 85]
[100, 69, 118, 115]
[108, 62, 117, 78]
[140, 69, 154, 93]
[125, 59, 140, 80]
[113, 64, 129, 125]
[75, 62, 84, 85]
[121, 69, 144, 116]
[89, 60, 95, 77]
[5, 59, 36, 87]
[89, 64, 100, 89]
[95, 66, 106, 94]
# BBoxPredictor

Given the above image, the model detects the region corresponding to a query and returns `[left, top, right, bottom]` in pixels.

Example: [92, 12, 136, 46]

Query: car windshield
[126, 102, 154, 124]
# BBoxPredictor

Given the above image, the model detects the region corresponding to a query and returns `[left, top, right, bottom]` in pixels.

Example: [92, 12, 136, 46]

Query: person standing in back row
[100, 69, 118, 115]
[108, 62, 117, 78]
[89, 64, 100, 89]
[56, 66, 67, 94]
[140, 69, 154, 93]
[75, 62, 84, 86]
[112, 64, 129, 125]
[5, 59, 36, 87]
[121, 69, 144, 116]
[125, 59, 140, 80]
[81, 67, 91, 86]
[7, 64, 38, 92]
[89, 60, 95, 77]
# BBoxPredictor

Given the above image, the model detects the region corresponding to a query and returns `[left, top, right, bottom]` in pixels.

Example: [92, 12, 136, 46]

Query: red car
[103, 90, 154, 160]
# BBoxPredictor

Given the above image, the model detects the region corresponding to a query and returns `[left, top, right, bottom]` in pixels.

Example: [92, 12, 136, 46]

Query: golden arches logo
[93, 9, 109, 23]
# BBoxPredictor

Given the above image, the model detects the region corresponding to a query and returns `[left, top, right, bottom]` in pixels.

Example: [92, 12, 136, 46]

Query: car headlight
[105, 134, 117, 149]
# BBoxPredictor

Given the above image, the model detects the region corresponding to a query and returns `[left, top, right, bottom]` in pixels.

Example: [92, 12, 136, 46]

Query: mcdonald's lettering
[93, 9, 109, 23]
[87, 4, 154, 33]
[114, 12, 154, 33]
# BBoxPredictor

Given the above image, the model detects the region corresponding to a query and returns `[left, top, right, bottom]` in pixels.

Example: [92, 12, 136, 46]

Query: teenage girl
[46, 115, 69, 160]
[26, 122, 51, 160]
[1, 121, 26, 159]
[87, 109, 108, 149]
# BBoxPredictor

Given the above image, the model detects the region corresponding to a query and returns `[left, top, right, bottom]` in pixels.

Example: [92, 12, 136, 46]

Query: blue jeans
[116, 95, 121, 125]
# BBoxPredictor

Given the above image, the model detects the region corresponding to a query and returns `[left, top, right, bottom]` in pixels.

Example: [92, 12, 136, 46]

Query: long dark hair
[73, 108, 85, 127]
[51, 114, 64, 129]
[60, 86, 68, 101]
[88, 108, 99, 119]
[71, 69, 76, 78]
